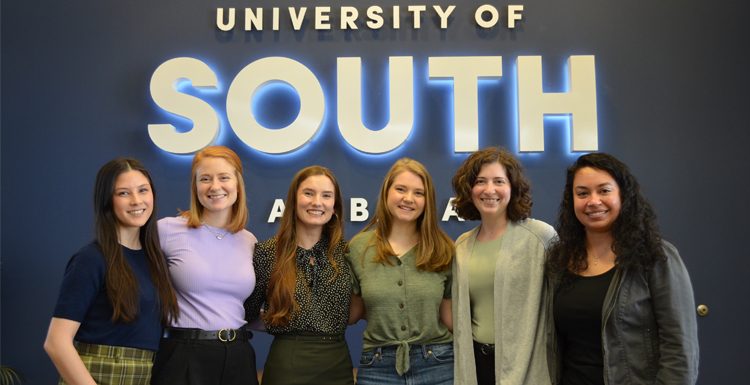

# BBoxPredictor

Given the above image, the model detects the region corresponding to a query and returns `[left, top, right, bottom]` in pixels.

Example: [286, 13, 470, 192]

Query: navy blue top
[53, 242, 162, 351]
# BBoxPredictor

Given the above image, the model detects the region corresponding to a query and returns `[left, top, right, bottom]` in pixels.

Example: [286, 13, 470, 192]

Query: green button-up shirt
[346, 230, 453, 375]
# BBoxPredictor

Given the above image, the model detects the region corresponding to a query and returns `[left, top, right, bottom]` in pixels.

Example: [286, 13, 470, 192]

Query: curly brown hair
[544, 153, 665, 285]
[451, 147, 532, 221]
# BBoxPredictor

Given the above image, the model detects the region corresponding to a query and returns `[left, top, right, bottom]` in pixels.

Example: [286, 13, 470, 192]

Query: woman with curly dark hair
[450, 147, 556, 385]
[544, 153, 699, 385]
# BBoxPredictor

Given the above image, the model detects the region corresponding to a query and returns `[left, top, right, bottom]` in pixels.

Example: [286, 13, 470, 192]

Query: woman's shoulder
[345, 231, 375, 264]
[65, 242, 106, 275]
[348, 230, 374, 247]
[72, 241, 105, 262]
[255, 236, 277, 256]
[455, 225, 480, 246]
[659, 239, 679, 257]
[655, 239, 689, 272]
[252, 237, 277, 271]
[157, 215, 188, 232]
[235, 228, 258, 245]
[513, 218, 556, 244]
[332, 237, 347, 253]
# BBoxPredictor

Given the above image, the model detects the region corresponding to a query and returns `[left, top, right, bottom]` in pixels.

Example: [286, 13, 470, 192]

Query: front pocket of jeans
[428, 345, 454, 363]
[359, 352, 378, 367]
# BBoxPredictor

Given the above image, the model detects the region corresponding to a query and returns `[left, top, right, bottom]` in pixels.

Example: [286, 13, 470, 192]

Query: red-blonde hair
[181, 146, 248, 233]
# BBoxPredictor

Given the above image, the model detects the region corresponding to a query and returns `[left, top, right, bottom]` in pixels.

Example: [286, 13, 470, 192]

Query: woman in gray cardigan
[451, 147, 555, 385]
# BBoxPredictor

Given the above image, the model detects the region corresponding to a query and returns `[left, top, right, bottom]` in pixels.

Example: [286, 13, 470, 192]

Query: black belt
[162, 327, 252, 342]
[474, 340, 495, 355]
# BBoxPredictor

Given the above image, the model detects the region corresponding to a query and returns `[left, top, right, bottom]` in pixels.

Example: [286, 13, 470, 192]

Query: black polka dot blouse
[244, 236, 352, 334]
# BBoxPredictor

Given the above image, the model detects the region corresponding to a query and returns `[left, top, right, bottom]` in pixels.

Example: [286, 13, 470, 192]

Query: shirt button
[401, 326, 406, 331]
[397, 260, 402, 266]
[398, 281, 403, 286]
[399, 304, 404, 309]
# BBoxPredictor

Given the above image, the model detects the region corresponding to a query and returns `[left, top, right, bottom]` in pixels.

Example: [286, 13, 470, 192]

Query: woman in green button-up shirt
[347, 158, 455, 385]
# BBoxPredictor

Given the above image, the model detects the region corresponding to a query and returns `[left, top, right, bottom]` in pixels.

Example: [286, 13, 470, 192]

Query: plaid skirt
[59, 342, 154, 385]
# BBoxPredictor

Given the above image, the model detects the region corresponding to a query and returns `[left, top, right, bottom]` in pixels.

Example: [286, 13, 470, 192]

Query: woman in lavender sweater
[151, 146, 260, 385]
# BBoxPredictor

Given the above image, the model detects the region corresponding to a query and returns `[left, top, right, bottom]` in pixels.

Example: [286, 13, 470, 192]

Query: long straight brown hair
[94, 158, 179, 325]
[353, 158, 454, 272]
[265, 166, 344, 326]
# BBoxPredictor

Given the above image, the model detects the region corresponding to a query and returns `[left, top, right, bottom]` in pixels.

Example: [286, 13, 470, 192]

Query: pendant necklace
[591, 246, 611, 266]
[201, 221, 230, 240]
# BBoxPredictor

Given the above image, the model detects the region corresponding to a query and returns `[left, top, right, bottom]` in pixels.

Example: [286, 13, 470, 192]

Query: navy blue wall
[2, 1, 749, 383]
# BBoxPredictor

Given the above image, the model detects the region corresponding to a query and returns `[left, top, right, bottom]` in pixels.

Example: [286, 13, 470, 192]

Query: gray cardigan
[452, 219, 556, 385]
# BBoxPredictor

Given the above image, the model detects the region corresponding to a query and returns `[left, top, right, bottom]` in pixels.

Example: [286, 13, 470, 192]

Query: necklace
[201, 221, 230, 240]
[590, 246, 611, 266]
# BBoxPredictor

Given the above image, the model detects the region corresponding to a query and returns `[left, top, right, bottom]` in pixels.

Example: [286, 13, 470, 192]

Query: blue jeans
[355, 343, 454, 385]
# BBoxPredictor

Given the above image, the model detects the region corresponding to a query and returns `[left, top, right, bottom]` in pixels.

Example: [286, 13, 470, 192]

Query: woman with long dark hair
[45, 158, 179, 385]
[544, 153, 699, 384]
[151, 146, 260, 385]
[244, 166, 353, 384]
[347, 158, 455, 385]
[451, 147, 556, 385]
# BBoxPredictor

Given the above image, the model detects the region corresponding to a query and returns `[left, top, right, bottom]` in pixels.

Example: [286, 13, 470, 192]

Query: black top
[554, 267, 617, 385]
[244, 236, 351, 334]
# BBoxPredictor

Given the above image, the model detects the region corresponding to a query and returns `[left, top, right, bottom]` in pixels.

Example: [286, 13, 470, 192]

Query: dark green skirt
[261, 332, 354, 385]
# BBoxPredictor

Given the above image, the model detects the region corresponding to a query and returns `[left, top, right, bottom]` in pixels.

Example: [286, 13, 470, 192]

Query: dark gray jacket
[545, 241, 699, 384]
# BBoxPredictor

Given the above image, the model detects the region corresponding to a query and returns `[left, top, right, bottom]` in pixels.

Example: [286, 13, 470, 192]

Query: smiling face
[112, 170, 153, 236]
[296, 174, 336, 232]
[386, 170, 426, 226]
[471, 162, 512, 222]
[194, 157, 238, 219]
[573, 167, 622, 236]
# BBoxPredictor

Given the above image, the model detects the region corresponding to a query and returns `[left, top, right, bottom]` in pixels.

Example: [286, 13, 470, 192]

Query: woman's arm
[348, 293, 366, 325]
[439, 298, 453, 332]
[44, 317, 97, 385]
[244, 242, 271, 323]
[651, 243, 700, 383]
[245, 309, 268, 333]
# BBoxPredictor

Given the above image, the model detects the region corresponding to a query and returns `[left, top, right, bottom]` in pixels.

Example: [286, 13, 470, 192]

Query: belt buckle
[481, 343, 494, 355]
[218, 328, 236, 342]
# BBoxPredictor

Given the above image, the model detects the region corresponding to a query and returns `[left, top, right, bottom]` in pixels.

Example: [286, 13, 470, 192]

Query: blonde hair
[351, 158, 454, 272]
[181, 146, 248, 233]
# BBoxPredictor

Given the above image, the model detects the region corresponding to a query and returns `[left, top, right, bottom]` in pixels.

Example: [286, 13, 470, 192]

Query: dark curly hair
[544, 153, 665, 284]
[451, 147, 532, 221]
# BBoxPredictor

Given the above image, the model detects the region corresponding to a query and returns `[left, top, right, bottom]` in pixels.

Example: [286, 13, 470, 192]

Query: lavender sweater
[158, 216, 257, 330]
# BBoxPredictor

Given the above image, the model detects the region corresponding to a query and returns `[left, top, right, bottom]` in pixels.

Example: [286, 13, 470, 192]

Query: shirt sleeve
[345, 250, 362, 296]
[443, 262, 453, 299]
[52, 248, 106, 322]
